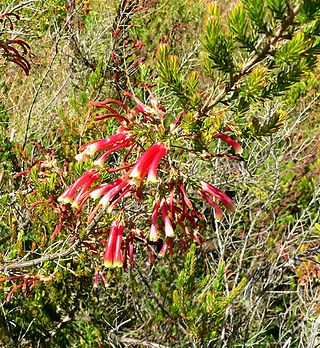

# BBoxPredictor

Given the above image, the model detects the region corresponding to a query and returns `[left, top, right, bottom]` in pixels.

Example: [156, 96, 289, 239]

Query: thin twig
[0, 239, 80, 272]
[6, 0, 36, 13]
[22, 47, 58, 149]
[116, 336, 171, 348]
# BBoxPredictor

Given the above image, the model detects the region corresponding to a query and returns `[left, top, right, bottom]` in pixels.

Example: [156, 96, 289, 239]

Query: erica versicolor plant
[56, 87, 242, 270]
[3, 0, 319, 301]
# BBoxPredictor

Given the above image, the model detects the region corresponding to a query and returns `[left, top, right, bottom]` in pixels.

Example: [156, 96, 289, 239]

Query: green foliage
[0, 102, 13, 170]
[171, 244, 246, 343]
[156, 44, 201, 109]
[158, 0, 320, 138]
[157, 45, 184, 96]
[203, 3, 235, 74]
[247, 109, 286, 137]
[228, 3, 255, 50]
[242, 0, 269, 34]
[276, 32, 309, 66]
[299, 0, 320, 22]
[239, 65, 268, 101]
[266, 0, 287, 19]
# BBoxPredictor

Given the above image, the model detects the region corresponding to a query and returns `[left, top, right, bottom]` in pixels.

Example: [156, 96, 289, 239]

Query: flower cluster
[75, 130, 133, 164]
[56, 92, 241, 273]
[146, 179, 235, 254]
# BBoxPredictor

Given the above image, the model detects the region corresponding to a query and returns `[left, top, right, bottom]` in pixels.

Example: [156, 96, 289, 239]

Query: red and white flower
[130, 142, 169, 187]
[103, 219, 125, 268]
[200, 181, 235, 214]
[57, 169, 100, 205]
[215, 132, 243, 154]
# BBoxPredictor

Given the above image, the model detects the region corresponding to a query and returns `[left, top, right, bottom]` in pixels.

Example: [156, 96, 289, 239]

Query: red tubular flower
[98, 271, 108, 287]
[146, 144, 169, 183]
[199, 191, 224, 221]
[215, 133, 243, 154]
[129, 143, 162, 186]
[93, 139, 133, 167]
[149, 200, 160, 241]
[77, 132, 132, 159]
[99, 179, 130, 208]
[113, 224, 124, 267]
[58, 169, 98, 204]
[178, 181, 193, 210]
[160, 199, 174, 237]
[90, 179, 123, 200]
[103, 224, 117, 267]
[93, 271, 99, 288]
[200, 181, 236, 213]
[159, 238, 173, 257]
[103, 220, 125, 268]
[72, 172, 101, 208]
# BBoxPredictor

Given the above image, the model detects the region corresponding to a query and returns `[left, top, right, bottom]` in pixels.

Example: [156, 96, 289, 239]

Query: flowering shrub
[56, 89, 242, 269]
[1, 0, 320, 345]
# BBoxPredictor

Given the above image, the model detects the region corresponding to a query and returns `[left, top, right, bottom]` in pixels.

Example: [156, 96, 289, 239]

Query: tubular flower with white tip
[57, 169, 100, 205]
[199, 181, 236, 214]
[149, 200, 160, 241]
[130, 142, 169, 187]
[76, 131, 133, 160]
[103, 219, 125, 268]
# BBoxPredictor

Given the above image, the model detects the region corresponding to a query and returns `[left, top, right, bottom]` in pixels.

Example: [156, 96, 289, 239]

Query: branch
[0, 239, 80, 272]
[8, 0, 36, 13]
[116, 336, 171, 348]
[202, 4, 300, 113]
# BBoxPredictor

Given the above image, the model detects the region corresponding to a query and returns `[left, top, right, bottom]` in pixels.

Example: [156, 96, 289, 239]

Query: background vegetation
[0, 0, 319, 347]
